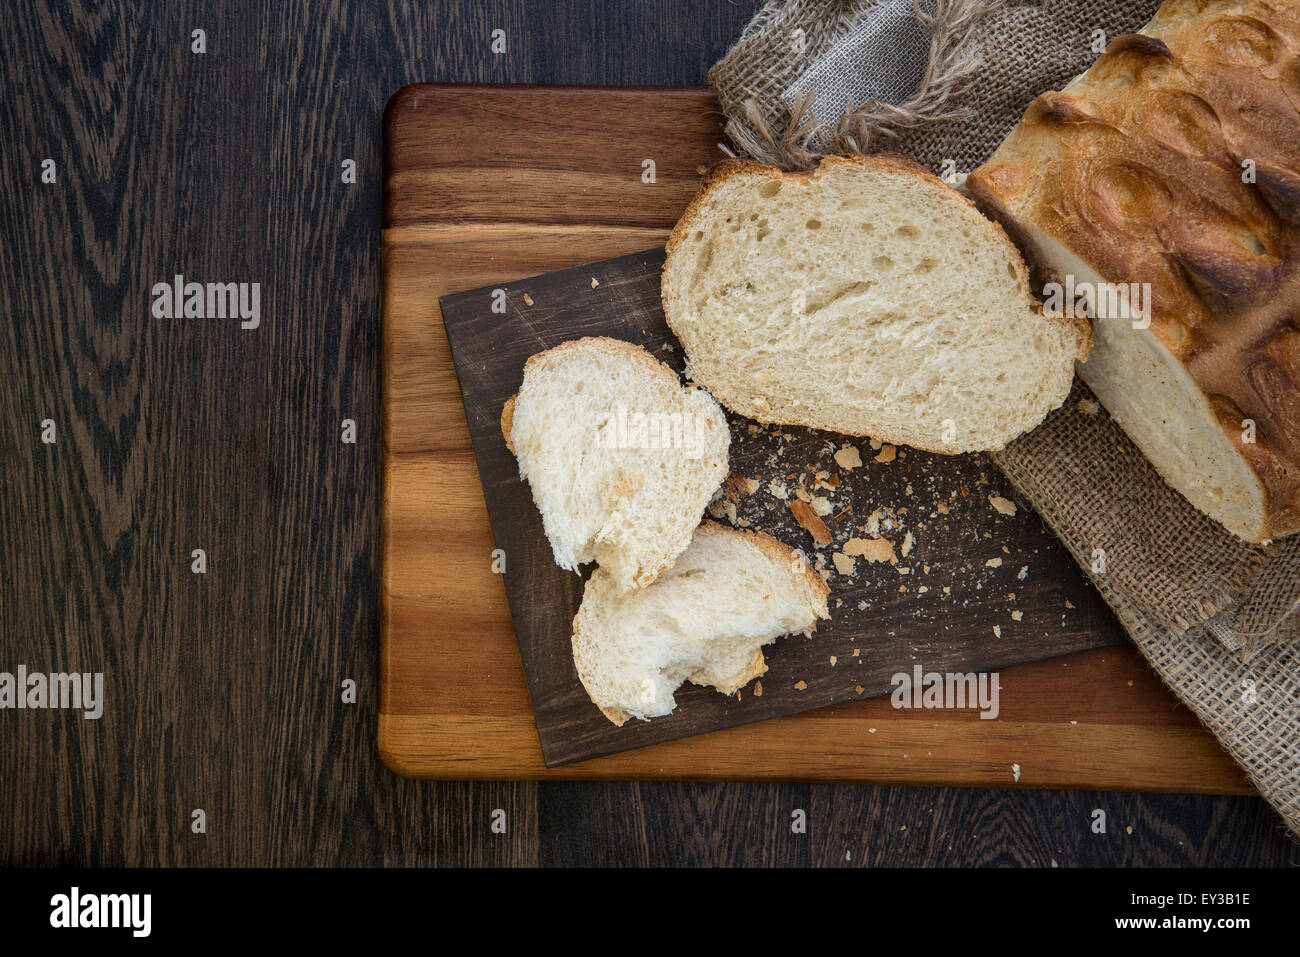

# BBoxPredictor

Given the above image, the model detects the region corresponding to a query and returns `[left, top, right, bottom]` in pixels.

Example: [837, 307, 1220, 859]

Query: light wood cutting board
[379, 82, 1250, 793]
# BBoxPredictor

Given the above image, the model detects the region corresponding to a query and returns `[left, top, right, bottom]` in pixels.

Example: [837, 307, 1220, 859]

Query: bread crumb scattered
[832, 551, 855, 576]
[993, 625, 1002, 637]
[986, 557, 1003, 568]
[768, 480, 789, 500]
[590, 277, 599, 289]
[1011, 610, 1023, 621]
[875, 444, 896, 463]
[845, 536, 894, 563]
[1078, 398, 1099, 416]
[522, 293, 534, 306]
[794, 680, 807, 691]
[901, 531, 915, 557]
[863, 508, 883, 535]
[726, 473, 760, 498]
[830, 655, 837, 666]
[810, 495, 833, 517]
[753, 680, 762, 697]
[1065, 600, 1075, 609]
[989, 494, 1017, 516]
[791, 499, 832, 545]
[936, 501, 949, 515]
[834, 444, 862, 469]
[1012, 763, 1021, 782]
[1017, 565, 1029, 580]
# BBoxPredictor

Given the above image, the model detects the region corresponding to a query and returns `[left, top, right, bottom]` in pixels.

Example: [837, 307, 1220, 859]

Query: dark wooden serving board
[381, 83, 1250, 792]
[440, 248, 1126, 766]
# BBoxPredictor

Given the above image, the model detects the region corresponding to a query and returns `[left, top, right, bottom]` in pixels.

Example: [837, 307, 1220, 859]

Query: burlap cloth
[710, 0, 1300, 835]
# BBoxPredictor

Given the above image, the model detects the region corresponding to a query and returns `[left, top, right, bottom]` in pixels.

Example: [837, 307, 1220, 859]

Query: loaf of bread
[660, 153, 1090, 454]
[503, 337, 730, 590]
[968, 0, 1300, 542]
[571, 520, 830, 724]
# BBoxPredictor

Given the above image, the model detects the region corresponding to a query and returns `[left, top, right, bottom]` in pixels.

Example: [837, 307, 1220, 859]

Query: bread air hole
[758, 181, 781, 199]
[916, 257, 939, 274]
[895, 224, 920, 240]
[806, 218, 822, 230]
[696, 240, 715, 275]
[872, 254, 894, 272]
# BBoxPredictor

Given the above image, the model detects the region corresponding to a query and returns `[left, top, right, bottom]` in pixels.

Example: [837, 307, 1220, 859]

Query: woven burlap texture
[710, 0, 1300, 836]
[994, 385, 1300, 832]
[711, 0, 1159, 172]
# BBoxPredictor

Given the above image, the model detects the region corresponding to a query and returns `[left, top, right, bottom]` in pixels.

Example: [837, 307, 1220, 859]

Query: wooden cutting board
[441, 250, 1130, 767]
[380, 82, 1250, 792]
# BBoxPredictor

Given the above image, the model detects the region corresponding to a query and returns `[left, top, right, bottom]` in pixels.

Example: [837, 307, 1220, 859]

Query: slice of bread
[503, 337, 731, 591]
[571, 521, 831, 725]
[661, 154, 1091, 453]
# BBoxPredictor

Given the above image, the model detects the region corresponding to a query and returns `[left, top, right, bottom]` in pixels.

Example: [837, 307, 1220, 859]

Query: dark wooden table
[1, 0, 1295, 867]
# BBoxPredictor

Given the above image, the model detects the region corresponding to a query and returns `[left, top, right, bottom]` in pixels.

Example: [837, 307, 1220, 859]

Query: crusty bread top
[968, 0, 1300, 533]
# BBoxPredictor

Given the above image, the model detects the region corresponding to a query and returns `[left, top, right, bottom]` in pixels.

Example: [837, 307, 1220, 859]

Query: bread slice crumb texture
[661, 154, 1089, 453]
[505, 337, 731, 591]
[571, 521, 830, 724]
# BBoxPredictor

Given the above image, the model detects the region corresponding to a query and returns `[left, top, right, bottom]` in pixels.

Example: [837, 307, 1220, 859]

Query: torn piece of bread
[571, 521, 831, 725]
[967, 0, 1300, 542]
[660, 153, 1090, 454]
[504, 337, 730, 590]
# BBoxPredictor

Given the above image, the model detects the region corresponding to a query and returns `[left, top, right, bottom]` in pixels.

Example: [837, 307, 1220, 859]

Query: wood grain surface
[3, 0, 1292, 867]
[440, 248, 1128, 765]
[381, 82, 1251, 793]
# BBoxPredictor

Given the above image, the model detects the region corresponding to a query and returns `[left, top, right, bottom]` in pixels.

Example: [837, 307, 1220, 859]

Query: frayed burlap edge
[711, 0, 1004, 169]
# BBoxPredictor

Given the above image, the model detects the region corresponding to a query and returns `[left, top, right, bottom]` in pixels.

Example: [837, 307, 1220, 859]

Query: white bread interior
[661, 154, 1090, 454]
[1022, 226, 1268, 541]
[571, 521, 830, 725]
[504, 337, 731, 590]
